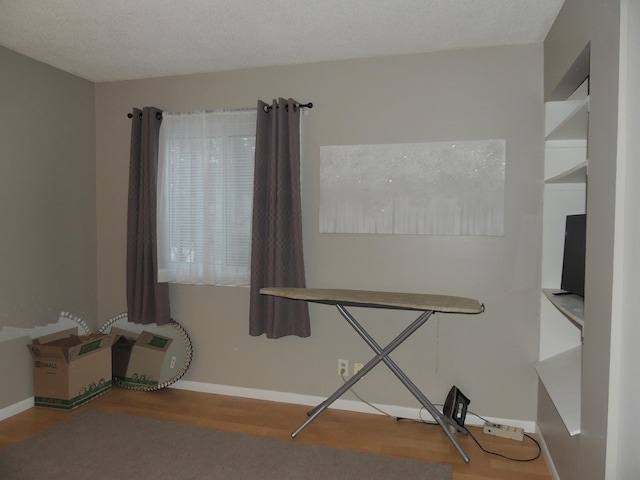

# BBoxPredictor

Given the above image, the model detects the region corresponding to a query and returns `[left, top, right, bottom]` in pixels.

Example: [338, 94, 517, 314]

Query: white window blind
[157, 109, 256, 286]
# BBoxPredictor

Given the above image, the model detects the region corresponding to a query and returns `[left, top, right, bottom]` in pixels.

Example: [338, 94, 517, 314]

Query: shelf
[545, 97, 588, 184]
[545, 97, 589, 141]
[542, 288, 584, 329]
[536, 345, 582, 436]
[545, 161, 587, 184]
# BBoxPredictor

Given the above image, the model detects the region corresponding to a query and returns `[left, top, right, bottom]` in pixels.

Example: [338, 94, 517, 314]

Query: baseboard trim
[0, 382, 536, 433]
[0, 397, 34, 421]
[171, 379, 536, 432]
[535, 423, 560, 480]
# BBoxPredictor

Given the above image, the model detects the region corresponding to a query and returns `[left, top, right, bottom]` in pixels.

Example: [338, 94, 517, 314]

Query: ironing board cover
[260, 288, 483, 314]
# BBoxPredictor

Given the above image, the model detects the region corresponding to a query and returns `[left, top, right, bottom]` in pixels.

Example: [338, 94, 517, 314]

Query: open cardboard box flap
[110, 327, 139, 341]
[29, 331, 117, 363]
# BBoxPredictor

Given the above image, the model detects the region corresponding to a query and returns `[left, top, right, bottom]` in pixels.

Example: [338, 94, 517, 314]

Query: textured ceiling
[0, 0, 564, 82]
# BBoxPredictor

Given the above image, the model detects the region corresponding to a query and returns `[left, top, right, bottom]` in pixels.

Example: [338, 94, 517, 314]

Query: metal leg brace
[291, 304, 471, 463]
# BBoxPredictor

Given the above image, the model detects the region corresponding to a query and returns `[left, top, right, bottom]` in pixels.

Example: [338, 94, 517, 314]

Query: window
[157, 109, 257, 286]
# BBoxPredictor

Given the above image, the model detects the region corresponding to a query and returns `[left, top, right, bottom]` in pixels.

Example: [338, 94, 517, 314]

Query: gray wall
[96, 44, 545, 421]
[0, 46, 97, 409]
[542, 0, 623, 479]
[0, 337, 33, 407]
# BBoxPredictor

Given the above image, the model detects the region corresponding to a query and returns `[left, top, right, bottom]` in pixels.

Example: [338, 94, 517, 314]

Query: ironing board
[260, 287, 484, 463]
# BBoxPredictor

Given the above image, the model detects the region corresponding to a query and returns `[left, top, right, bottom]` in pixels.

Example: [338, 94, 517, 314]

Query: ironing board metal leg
[292, 309, 433, 437]
[337, 304, 471, 463]
[292, 303, 471, 463]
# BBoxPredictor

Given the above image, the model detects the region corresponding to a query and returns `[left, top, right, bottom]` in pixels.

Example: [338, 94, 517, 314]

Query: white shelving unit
[537, 93, 588, 436]
[545, 97, 589, 141]
[535, 345, 582, 436]
[542, 288, 584, 330]
[545, 161, 587, 184]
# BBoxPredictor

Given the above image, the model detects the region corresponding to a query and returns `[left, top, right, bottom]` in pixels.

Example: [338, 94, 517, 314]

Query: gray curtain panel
[126, 107, 171, 325]
[249, 99, 310, 338]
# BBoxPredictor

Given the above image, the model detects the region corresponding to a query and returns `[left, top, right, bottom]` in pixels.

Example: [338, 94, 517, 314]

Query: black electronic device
[443, 385, 470, 429]
[560, 213, 586, 297]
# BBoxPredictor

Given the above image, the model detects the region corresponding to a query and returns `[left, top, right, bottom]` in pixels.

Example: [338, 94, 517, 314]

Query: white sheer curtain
[157, 109, 256, 286]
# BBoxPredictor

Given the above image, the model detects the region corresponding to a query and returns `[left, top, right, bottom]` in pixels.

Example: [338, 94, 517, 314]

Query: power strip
[483, 422, 524, 441]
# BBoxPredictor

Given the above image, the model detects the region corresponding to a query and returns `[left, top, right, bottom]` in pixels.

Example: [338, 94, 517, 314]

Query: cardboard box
[121, 331, 173, 389]
[28, 329, 116, 410]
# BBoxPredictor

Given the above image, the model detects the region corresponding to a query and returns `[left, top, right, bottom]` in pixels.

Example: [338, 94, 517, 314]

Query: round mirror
[99, 313, 193, 391]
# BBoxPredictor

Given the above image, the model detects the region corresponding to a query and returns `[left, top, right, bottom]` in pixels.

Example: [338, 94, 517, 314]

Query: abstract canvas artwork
[319, 140, 505, 235]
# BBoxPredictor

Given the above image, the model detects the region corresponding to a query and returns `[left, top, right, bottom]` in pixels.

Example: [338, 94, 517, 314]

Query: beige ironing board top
[260, 288, 483, 314]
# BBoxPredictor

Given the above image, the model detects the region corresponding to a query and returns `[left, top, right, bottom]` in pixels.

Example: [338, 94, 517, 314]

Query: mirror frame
[59, 311, 91, 335]
[99, 312, 193, 391]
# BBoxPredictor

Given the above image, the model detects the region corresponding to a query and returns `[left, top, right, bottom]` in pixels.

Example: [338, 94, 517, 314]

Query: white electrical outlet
[483, 422, 524, 441]
[338, 359, 348, 376]
[170, 356, 176, 369]
[354, 362, 364, 375]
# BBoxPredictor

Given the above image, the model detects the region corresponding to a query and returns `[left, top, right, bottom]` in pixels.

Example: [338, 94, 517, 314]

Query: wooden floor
[0, 387, 551, 480]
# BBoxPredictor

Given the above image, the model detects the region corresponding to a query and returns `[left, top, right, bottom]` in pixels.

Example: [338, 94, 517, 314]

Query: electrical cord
[417, 405, 542, 463]
[338, 374, 542, 464]
[340, 371, 394, 417]
[468, 427, 541, 462]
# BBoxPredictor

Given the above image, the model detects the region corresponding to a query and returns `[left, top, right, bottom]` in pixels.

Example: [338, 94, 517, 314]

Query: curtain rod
[127, 101, 313, 119]
[263, 102, 313, 113]
[127, 111, 163, 120]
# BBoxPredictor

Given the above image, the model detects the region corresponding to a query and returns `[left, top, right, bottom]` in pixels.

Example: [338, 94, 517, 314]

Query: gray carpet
[0, 409, 452, 479]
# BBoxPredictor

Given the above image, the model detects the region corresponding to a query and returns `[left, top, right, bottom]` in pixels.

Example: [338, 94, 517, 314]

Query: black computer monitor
[560, 214, 586, 297]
